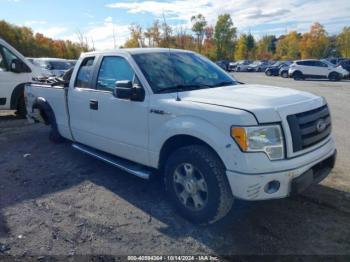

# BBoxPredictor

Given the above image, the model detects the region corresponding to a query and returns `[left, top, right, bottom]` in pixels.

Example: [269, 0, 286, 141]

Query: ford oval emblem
[316, 119, 327, 133]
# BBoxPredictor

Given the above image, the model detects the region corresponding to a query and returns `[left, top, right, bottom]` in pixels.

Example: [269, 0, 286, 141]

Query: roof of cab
[82, 48, 194, 56]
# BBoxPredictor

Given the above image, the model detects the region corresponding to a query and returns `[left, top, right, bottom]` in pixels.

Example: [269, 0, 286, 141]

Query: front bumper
[226, 148, 336, 201]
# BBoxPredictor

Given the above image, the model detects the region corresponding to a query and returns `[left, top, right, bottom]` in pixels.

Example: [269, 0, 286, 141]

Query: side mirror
[114, 80, 145, 102]
[10, 59, 27, 73]
[10, 59, 22, 73]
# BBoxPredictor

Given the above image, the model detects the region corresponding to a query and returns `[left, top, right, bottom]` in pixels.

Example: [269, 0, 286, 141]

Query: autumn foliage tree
[0, 20, 88, 59]
[337, 26, 350, 58]
[275, 31, 301, 60]
[256, 35, 276, 60]
[299, 22, 330, 59]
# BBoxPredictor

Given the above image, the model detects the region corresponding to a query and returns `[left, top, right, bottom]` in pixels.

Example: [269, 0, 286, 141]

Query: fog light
[264, 180, 280, 194]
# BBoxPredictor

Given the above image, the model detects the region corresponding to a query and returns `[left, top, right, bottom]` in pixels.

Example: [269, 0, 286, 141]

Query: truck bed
[25, 81, 72, 140]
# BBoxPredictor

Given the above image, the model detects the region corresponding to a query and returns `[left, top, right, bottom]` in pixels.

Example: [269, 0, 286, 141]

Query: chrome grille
[287, 105, 331, 152]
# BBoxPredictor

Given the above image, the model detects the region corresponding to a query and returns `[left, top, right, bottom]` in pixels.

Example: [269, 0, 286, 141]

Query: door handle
[89, 100, 98, 110]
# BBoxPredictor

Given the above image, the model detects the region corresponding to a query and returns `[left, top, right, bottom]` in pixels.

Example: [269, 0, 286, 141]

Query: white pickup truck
[25, 49, 337, 224]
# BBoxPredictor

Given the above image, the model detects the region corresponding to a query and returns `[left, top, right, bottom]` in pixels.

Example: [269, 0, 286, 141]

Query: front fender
[149, 115, 242, 170]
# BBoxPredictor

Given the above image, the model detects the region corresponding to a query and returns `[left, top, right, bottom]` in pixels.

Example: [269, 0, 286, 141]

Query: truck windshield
[132, 52, 237, 94]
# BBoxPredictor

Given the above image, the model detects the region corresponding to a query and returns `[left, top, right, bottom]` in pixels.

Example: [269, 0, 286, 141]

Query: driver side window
[2, 46, 18, 69]
[0, 50, 6, 71]
[97, 56, 135, 92]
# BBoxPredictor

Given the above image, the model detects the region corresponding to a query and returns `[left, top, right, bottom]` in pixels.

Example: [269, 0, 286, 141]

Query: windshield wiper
[212, 81, 236, 87]
[157, 84, 212, 93]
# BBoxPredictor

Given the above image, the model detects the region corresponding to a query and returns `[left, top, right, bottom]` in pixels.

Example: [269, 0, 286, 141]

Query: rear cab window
[75, 57, 95, 89]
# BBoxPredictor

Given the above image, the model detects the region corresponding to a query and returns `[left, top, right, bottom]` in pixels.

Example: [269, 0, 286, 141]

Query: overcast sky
[1, 0, 350, 50]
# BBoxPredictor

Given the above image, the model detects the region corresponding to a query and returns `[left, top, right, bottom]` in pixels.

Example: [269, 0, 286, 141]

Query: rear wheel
[265, 70, 272, 76]
[281, 71, 289, 78]
[329, 72, 340, 81]
[42, 109, 65, 144]
[164, 145, 234, 225]
[293, 71, 304, 80]
[49, 124, 65, 144]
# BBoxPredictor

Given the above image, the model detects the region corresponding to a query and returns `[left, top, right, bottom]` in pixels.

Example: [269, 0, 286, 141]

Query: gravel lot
[1, 73, 350, 257]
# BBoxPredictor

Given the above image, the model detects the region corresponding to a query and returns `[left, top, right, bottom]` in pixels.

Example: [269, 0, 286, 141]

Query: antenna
[162, 12, 181, 101]
[113, 25, 117, 49]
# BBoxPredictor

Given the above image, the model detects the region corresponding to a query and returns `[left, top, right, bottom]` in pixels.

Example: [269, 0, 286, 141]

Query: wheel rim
[173, 163, 208, 211]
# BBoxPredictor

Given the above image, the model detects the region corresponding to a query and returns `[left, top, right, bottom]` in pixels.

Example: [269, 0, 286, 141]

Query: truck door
[0, 45, 31, 110]
[88, 55, 150, 166]
[68, 56, 97, 145]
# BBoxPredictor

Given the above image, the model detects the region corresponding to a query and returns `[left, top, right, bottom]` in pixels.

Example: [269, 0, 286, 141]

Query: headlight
[231, 125, 284, 160]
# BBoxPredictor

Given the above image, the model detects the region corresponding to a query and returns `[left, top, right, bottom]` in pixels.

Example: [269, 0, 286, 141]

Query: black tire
[293, 71, 303, 80]
[16, 95, 27, 118]
[44, 109, 65, 144]
[49, 123, 65, 144]
[236, 67, 241, 72]
[164, 145, 234, 225]
[281, 71, 289, 78]
[265, 70, 272, 76]
[329, 72, 340, 81]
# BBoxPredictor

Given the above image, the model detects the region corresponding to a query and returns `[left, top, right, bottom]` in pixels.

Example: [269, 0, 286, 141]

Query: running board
[72, 143, 151, 180]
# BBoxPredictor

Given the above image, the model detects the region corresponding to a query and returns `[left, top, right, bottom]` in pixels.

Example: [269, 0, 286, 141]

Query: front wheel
[16, 95, 27, 118]
[265, 70, 272, 76]
[281, 71, 288, 78]
[329, 72, 340, 81]
[293, 71, 304, 80]
[164, 145, 234, 225]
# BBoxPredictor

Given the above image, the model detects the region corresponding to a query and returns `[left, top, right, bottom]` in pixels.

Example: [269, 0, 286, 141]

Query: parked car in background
[289, 59, 349, 81]
[215, 60, 230, 71]
[279, 64, 291, 78]
[337, 59, 350, 78]
[27, 58, 53, 77]
[32, 58, 73, 77]
[68, 59, 77, 67]
[265, 61, 292, 76]
[0, 38, 48, 117]
[26, 48, 336, 225]
[247, 61, 270, 72]
[325, 58, 344, 66]
[235, 60, 251, 72]
[228, 61, 239, 71]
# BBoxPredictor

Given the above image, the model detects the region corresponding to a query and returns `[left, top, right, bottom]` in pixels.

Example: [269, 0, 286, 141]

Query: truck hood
[180, 84, 322, 123]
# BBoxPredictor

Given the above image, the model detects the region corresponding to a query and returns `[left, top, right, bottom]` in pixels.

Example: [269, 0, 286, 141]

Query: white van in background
[0, 38, 47, 117]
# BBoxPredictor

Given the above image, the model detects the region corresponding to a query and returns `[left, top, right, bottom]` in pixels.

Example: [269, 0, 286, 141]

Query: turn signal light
[231, 127, 248, 151]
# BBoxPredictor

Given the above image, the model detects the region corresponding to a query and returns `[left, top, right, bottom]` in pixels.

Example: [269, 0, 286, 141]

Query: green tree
[191, 14, 207, 53]
[234, 34, 248, 60]
[275, 31, 301, 60]
[256, 35, 276, 59]
[246, 33, 256, 59]
[337, 26, 350, 58]
[214, 14, 236, 60]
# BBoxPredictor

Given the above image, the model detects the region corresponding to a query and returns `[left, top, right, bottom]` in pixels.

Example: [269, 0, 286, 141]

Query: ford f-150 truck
[25, 49, 337, 224]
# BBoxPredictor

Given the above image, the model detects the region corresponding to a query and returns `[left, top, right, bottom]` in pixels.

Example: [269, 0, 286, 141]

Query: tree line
[1, 15, 349, 61]
[123, 14, 350, 61]
[0, 20, 89, 59]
